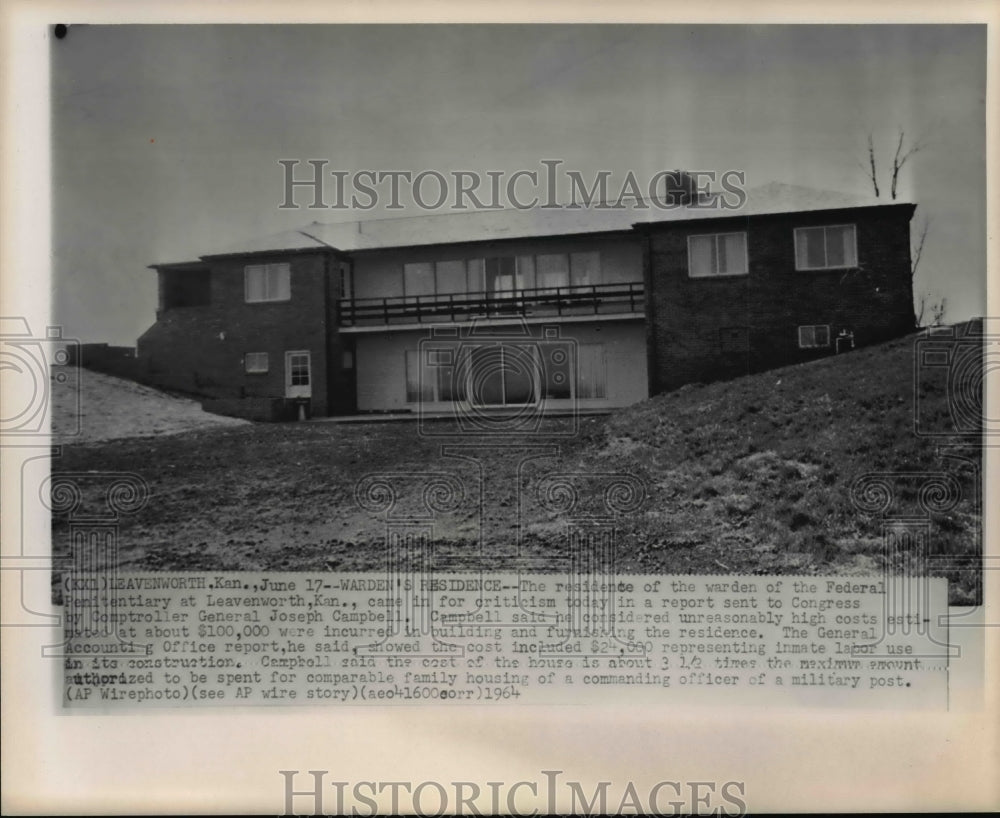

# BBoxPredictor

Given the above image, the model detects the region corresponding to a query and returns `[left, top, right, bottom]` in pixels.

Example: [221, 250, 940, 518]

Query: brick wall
[138, 251, 337, 415]
[137, 204, 916, 414]
[641, 204, 917, 394]
[201, 396, 301, 422]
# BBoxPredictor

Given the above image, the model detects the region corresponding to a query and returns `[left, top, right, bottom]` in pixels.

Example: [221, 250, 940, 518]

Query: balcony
[338, 282, 645, 328]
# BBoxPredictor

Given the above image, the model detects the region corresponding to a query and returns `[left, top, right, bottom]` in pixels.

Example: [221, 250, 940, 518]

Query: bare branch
[931, 297, 948, 327]
[891, 129, 924, 200]
[864, 133, 880, 198]
[915, 294, 927, 328]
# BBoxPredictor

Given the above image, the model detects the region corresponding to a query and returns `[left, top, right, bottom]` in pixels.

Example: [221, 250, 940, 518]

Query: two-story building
[136, 183, 917, 418]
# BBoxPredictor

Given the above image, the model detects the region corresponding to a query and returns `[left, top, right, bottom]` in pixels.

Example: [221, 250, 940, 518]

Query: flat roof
[159, 182, 912, 265]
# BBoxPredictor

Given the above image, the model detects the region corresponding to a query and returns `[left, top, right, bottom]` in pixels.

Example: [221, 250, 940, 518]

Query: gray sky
[52, 24, 986, 344]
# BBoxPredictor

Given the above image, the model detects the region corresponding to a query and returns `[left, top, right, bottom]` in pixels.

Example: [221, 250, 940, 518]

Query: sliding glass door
[468, 344, 536, 406]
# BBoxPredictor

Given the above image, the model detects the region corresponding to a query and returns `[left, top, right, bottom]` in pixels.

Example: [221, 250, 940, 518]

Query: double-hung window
[687, 232, 748, 278]
[244, 352, 269, 373]
[798, 325, 831, 349]
[244, 263, 291, 302]
[794, 225, 857, 270]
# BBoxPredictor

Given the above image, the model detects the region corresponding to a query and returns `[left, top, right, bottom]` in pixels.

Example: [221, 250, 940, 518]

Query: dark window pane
[470, 346, 505, 405]
[503, 345, 536, 404]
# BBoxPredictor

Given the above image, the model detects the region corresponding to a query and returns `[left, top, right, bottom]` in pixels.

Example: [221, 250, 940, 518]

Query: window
[798, 325, 831, 349]
[406, 347, 466, 403]
[794, 225, 857, 270]
[435, 260, 467, 294]
[469, 345, 535, 406]
[485, 257, 520, 294]
[466, 259, 486, 293]
[405, 259, 489, 295]
[405, 351, 428, 403]
[400, 253, 600, 298]
[688, 232, 748, 277]
[570, 251, 600, 286]
[288, 353, 310, 385]
[244, 352, 269, 373]
[516, 256, 536, 290]
[403, 262, 435, 298]
[405, 342, 607, 404]
[339, 262, 352, 299]
[577, 344, 607, 399]
[244, 263, 290, 303]
[536, 254, 570, 291]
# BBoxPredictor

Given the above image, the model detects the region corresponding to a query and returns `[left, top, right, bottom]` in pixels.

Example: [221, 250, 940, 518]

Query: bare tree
[859, 127, 929, 200]
[890, 130, 926, 200]
[859, 132, 880, 197]
[931, 298, 948, 327]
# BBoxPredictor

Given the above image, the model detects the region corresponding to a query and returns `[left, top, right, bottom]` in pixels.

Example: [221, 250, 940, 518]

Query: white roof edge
[182, 183, 914, 262]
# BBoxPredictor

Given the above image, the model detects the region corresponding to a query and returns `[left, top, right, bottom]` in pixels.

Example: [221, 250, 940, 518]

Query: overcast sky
[51, 24, 986, 344]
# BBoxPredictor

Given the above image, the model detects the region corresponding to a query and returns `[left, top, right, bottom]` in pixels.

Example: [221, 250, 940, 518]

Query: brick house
[136, 183, 917, 418]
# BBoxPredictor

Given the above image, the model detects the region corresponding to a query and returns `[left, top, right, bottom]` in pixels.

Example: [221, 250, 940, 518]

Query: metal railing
[338, 282, 645, 326]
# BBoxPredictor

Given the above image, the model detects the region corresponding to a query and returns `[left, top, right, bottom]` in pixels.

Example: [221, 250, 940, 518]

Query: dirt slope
[51, 368, 247, 443]
[51, 329, 981, 603]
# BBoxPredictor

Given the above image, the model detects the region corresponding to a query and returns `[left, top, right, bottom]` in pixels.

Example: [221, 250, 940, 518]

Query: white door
[284, 351, 312, 398]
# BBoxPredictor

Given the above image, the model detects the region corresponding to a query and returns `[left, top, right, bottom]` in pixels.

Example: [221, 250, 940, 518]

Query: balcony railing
[338, 282, 645, 327]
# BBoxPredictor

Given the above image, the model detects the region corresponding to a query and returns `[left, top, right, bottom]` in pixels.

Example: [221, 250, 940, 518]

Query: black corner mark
[54, 24, 68, 40]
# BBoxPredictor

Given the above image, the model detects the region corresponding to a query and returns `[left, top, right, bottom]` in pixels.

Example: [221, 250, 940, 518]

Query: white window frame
[793, 224, 858, 271]
[284, 350, 312, 399]
[244, 352, 269, 374]
[687, 232, 749, 278]
[244, 263, 291, 303]
[798, 325, 831, 349]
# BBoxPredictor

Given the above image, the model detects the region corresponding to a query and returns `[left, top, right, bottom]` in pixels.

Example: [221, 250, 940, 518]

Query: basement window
[798, 325, 831, 349]
[245, 263, 291, 303]
[688, 232, 748, 277]
[794, 225, 857, 270]
[244, 352, 269, 373]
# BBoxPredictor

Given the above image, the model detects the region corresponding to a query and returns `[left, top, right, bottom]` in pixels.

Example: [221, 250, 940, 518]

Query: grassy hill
[569, 326, 981, 604]
[53, 325, 982, 604]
